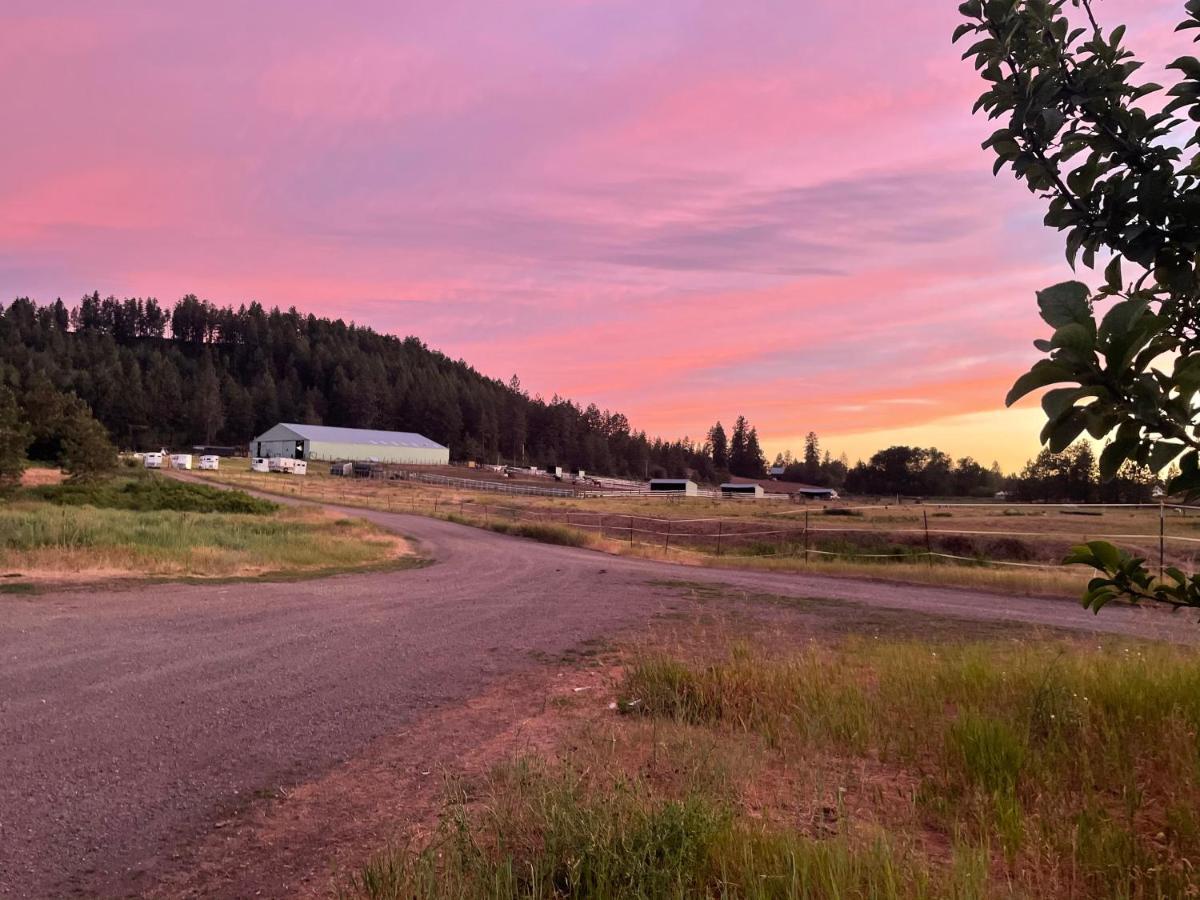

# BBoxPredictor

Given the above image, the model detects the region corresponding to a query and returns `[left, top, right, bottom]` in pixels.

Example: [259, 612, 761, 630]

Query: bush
[30, 475, 276, 515]
[822, 507, 863, 517]
[488, 521, 588, 547]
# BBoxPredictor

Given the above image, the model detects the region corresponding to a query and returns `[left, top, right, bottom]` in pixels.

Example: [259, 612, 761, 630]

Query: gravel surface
[0, 504, 1190, 897]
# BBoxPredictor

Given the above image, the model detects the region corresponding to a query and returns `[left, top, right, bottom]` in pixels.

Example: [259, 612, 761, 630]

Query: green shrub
[29, 475, 276, 514]
[489, 521, 587, 547]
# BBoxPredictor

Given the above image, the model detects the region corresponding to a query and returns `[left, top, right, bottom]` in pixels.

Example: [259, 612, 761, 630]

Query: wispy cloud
[0, 0, 1185, 467]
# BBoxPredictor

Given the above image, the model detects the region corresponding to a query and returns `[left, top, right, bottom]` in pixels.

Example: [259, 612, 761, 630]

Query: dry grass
[348, 604, 1200, 899]
[0, 500, 411, 585]
[193, 467, 1186, 598]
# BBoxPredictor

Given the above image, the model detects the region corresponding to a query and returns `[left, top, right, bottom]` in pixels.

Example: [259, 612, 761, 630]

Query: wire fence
[214, 471, 1196, 575]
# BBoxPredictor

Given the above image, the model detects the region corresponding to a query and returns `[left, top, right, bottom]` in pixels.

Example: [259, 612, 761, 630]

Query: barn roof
[271, 423, 447, 450]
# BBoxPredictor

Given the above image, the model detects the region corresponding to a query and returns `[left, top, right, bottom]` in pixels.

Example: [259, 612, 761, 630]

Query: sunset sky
[0, 1, 1187, 470]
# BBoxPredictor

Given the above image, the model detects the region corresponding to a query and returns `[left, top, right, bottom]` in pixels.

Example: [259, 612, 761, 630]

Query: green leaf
[1149, 441, 1186, 472]
[1042, 409, 1088, 452]
[1006, 360, 1076, 406]
[1036, 282, 1092, 327]
[1099, 437, 1137, 480]
[1040, 386, 1086, 419]
[1050, 322, 1096, 354]
[1088, 540, 1123, 572]
[1104, 256, 1122, 291]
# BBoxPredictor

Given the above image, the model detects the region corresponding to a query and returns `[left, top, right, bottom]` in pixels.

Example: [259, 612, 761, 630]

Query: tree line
[0, 294, 1171, 501]
[0, 294, 747, 480]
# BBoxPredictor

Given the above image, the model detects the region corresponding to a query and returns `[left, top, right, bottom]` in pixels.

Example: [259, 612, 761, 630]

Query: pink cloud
[0, 0, 1186, 468]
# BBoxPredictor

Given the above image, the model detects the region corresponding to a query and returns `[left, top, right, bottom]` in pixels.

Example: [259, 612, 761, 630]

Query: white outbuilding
[169, 454, 193, 470]
[721, 483, 764, 498]
[649, 478, 698, 495]
[251, 423, 450, 466]
[143, 452, 164, 469]
[198, 455, 220, 471]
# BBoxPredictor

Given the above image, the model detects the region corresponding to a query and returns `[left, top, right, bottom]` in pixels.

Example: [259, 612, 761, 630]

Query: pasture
[196, 465, 1194, 598]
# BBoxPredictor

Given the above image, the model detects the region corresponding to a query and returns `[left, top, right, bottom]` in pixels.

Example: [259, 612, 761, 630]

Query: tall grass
[351, 760, 950, 900]
[0, 502, 401, 579]
[29, 474, 275, 514]
[620, 639, 1200, 897]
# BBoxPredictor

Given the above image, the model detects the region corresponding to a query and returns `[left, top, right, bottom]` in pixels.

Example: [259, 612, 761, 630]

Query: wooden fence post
[924, 509, 933, 567]
[716, 519, 723, 557]
[664, 519, 671, 553]
[1160, 502, 1166, 581]
[804, 511, 809, 565]
[629, 515, 635, 547]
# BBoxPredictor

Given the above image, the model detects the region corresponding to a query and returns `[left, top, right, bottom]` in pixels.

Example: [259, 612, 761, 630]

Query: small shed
[169, 454, 193, 470]
[198, 455, 220, 471]
[143, 452, 164, 469]
[721, 483, 764, 498]
[649, 478, 698, 495]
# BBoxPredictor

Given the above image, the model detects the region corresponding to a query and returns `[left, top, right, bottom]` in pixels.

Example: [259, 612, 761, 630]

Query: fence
[209, 469, 1197, 575]
[430, 500, 1197, 575]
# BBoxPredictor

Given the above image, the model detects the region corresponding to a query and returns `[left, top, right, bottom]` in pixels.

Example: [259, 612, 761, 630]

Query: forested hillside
[0, 293, 720, 477]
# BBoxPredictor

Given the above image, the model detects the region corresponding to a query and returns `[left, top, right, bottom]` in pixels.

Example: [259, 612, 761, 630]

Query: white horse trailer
[250, 457, 270, 472]
[143, 452, 164, 469]
[169, 454, 193, 470]
[198, 455, 220, 471]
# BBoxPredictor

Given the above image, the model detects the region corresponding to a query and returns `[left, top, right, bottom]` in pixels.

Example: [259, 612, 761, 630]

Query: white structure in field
[721, 482, 764, 498]
[169, 454, 193, 470]
[251, 423, 449, 466]
[143, 452, 164, 469]
[251, 457, 270, 472]
[649, 478, 698, 495]
[198, 455, 220, 471]
[266, 457, 307, 475]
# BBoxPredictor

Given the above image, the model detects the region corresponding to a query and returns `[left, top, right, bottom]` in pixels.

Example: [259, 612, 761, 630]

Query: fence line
[215, 472, 1199, 575]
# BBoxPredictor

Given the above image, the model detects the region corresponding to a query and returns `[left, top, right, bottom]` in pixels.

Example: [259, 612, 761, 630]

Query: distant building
[728, 476, 837, 500]
[721, 483, 764, 498]
[768, 466, 786, 478]
[649, 478, 698, 495]
[251, 423, 450, 466]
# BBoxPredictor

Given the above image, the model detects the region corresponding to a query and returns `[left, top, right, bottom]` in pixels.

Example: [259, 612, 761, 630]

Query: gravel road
[0, 504, 1190, 897]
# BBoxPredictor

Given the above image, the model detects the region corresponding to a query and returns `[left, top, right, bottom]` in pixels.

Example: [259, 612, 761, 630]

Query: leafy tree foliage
[843, 446, 994, 497]
[957, 0, 1200, 610]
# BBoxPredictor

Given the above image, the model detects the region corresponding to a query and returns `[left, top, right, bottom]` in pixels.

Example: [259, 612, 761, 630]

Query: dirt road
[0, 506, 1190, 897]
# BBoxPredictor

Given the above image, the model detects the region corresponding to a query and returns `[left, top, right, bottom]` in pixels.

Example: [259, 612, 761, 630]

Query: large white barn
[251, 423, 449, 466]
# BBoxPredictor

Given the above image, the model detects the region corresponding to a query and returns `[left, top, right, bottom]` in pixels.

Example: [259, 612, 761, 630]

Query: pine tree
[59, 398, 117, 480]
[803, 432, 820, 483]
[709, 422, 729, 470]
[0, 385, 30, 492]
[189, 355, 225, 445]
[729, 416, 749, 476]
[745, 428, 766, 477]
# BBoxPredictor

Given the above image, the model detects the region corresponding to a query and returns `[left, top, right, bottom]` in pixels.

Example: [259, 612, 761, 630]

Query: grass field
[349, 593, 1200, 899]
[192, 466, 1181, 597]
[0, 474, 413, 586]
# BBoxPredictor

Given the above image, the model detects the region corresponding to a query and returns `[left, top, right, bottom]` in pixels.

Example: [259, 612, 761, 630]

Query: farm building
[251, 423, 449, 466]
[649, 478, 698, 495]
[721, 482, 764, 498]
[728, 476, 838, 500]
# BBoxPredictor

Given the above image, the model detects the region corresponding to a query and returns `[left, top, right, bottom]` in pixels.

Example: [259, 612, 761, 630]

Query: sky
[0, 0, 1188, 470]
